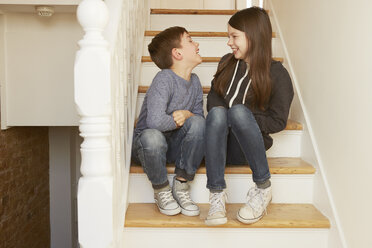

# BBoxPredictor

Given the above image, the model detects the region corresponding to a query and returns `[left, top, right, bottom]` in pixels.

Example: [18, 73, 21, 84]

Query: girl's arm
[206, 53, 232, 112]
[254, 63, 294, 134]
[207, 83, 228, 111]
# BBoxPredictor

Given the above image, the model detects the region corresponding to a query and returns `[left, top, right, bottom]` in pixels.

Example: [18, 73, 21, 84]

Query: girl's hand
[172, 110, 194, 127]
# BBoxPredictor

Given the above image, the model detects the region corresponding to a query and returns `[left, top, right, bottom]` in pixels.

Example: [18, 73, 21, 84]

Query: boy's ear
[171, 48, 183, 60]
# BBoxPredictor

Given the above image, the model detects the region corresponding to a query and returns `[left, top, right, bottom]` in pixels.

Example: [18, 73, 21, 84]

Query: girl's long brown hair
[214, 7, 272, 110]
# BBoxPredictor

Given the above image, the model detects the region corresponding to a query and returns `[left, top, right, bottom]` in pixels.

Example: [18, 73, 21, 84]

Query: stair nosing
[125, 203, 330, 228]
[130, 157, 313, 174]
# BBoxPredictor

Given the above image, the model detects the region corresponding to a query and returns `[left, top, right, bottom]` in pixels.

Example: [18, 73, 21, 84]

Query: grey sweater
[135, 69, 204, 136]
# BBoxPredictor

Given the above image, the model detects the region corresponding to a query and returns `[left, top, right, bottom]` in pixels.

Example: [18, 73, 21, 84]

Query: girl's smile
[227, 24, 249, 62]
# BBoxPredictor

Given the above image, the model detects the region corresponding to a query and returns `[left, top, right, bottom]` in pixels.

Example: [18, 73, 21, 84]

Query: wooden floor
[125, 203, 330, 228]
[130, 157, 314, 174]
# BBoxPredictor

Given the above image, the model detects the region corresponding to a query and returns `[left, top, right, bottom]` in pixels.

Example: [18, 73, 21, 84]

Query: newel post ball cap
[77, 0, 109, 31]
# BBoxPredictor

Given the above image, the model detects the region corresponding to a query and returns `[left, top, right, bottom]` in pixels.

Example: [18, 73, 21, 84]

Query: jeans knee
[228, 104, 255, 126]
[139, 129, 167, 151]
[185, 115, 205, 136]
[206, 107, 228, 130]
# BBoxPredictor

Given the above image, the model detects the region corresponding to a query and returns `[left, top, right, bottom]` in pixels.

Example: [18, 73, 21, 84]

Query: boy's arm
[172, 89, 203, 126]
[173, 76, 205, 127]
[172, 110, 193, 127]
[146, 77, 178, 132]
[191, 78, 205, 117]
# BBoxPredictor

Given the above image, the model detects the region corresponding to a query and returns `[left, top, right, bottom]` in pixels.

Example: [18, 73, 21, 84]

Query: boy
[132, 26, 205, 216]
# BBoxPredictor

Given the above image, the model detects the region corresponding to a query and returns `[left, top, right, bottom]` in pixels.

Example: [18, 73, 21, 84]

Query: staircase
[123, 7, 330, 248]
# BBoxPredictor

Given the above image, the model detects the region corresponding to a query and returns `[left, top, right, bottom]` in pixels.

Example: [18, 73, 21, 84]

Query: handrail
[74, 0, 149, 247]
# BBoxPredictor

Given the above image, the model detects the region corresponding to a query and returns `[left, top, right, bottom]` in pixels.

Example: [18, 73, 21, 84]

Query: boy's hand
[173, 110, 194, 127]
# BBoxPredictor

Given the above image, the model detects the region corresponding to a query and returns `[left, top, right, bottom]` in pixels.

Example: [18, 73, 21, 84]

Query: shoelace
[157, 190, 174, 206]
[208, 192, 227, 216]
[246, 187, 268, 216]
[175, 190, 194, 206]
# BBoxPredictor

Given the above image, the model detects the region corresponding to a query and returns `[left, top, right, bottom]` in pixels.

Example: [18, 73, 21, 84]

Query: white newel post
[74, 0, 113, 248]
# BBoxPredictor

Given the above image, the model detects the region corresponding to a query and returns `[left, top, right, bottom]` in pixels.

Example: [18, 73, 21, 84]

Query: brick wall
[0, 126, 50, 248]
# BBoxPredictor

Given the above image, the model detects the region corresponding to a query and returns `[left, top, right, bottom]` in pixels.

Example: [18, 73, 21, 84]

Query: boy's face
[177, 32, 202, 66]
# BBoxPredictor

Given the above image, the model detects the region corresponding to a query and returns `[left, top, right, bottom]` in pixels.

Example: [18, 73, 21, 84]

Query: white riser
[141, 62, 217, 87]
[143, 37, 283, 57]
[150, 14, 278, 32]
[135, 95, 302, 157]
[128, 174, 313, 204]
[141, 60, 289, 87]
[149, 0, 234, 10]
[123, 228, 328, 248]
[150, 14, 232, 32]
[267, 131, 301, 157]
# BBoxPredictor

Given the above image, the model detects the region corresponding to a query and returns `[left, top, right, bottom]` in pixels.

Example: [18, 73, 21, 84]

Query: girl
[204, 7, 294, 226]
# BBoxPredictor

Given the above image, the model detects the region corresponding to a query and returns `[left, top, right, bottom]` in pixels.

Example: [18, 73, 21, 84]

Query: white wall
[270, 1, 372, 247]
[1, 13, 82, 127]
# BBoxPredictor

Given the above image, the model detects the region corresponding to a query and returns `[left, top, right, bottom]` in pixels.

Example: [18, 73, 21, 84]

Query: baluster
[74, 0, 113, 247]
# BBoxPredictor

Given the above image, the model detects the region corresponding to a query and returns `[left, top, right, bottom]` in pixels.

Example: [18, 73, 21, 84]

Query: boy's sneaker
[172, 177, 200, 216]
[237, 185, 272, 224]
[205, 191, 227, 226]
[154, 185, 181, 216]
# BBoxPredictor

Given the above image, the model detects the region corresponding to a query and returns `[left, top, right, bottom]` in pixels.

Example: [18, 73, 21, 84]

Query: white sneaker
[205, 191, 227, 226]
[237, 185, 272, 224]
[154, 186, 181, 216]
[172, 178, 200, 216]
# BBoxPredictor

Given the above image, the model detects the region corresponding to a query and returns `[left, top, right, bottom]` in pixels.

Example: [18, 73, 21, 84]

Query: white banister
[75, 0, 113, 247]
[75, 0, 149, 247]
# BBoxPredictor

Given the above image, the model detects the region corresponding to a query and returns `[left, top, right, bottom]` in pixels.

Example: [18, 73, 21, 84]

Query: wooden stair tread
[141, 56, 284, 63]
[151, 8, 269, 15]
[130, 157, 313, 174]
[125, 203, 330, 228]
[145, 30, 276, 38]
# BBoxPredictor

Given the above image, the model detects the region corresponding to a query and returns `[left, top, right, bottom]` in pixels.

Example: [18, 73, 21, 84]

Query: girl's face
[227, 24, 249, 62]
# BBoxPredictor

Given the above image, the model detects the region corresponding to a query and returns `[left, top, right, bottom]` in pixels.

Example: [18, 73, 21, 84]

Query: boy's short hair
[148, 26, 187, 69]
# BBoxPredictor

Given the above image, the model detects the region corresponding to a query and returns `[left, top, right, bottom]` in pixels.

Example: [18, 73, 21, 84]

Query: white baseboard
[150, 14, 231, 32]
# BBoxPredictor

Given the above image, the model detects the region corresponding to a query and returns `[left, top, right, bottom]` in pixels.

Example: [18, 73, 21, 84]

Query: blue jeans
[205, 105, 270, 191]
[132, 115, 205, 189]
